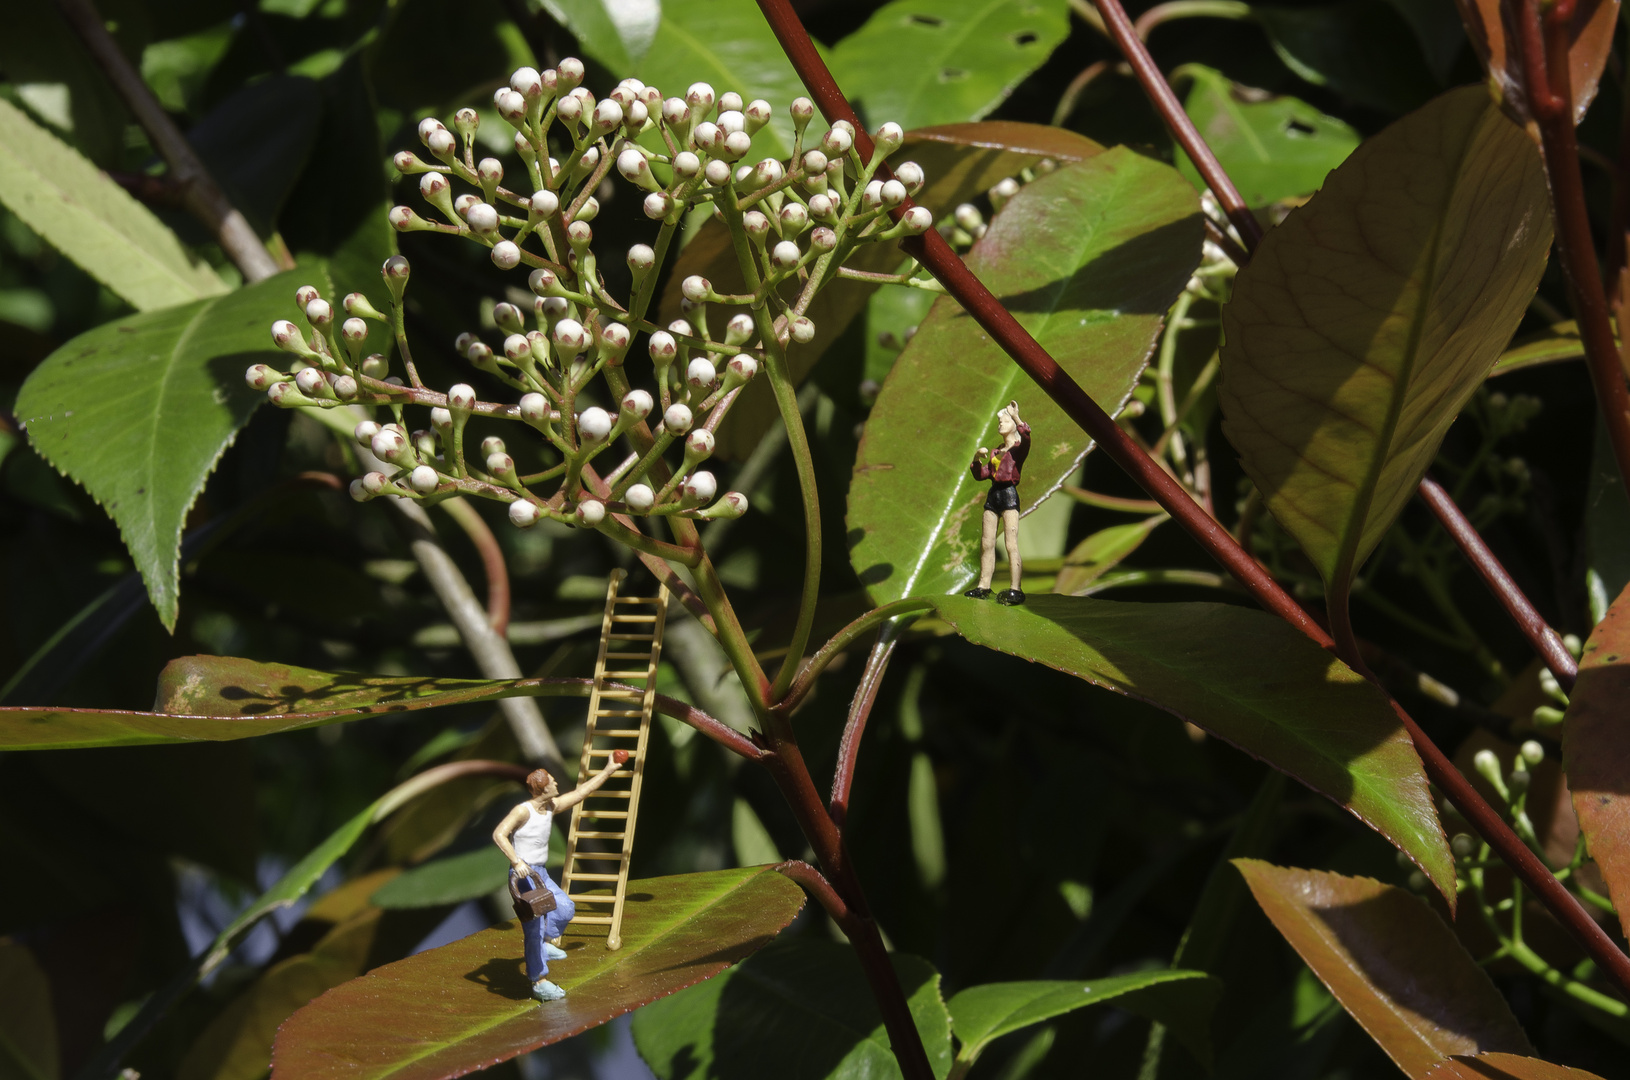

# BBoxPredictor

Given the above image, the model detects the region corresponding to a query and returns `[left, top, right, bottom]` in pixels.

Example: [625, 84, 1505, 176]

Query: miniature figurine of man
[493, 751, 629, 1001]
[965, 400, 1031, 606]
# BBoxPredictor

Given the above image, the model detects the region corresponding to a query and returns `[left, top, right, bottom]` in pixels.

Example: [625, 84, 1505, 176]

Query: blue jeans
[512, 864, 574, 982]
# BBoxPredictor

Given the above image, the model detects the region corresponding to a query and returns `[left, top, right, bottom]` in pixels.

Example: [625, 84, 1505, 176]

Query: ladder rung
[570, 915, 614, 924]
[584, 730, 642, 739]
[595, 691, 644, 699]
[585, 748, 635, 757]
[577, 810, 629, 818]
[606, 633, 655, 641]
[581, 789, 632, 798]
[569, 872, 622, 881]
[572, 831, 626, 840]
[613, 597, 660, 604]
[603, 651, 655, 659]
[570, 852, 627, 860]
[602, 670, 651, 679]
[593, 709, 645, 717]
[611, 614, 658, 623]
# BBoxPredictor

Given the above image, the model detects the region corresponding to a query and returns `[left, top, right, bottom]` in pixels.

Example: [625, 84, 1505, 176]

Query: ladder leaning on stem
[560, 568, 669, 950]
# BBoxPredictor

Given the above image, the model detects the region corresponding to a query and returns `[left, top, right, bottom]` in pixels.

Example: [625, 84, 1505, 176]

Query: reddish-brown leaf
[271, 866, 805, 1080]
[1563, 582, 1630, 937]
[665, 121, 1102, 458]
[1235, 860, 1532, 1078]
[1425, 1052, 1607, 1080]
[1455, 0, 1619, 126]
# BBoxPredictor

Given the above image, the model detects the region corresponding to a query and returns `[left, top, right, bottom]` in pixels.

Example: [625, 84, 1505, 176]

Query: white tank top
[513, 802, 554, 864]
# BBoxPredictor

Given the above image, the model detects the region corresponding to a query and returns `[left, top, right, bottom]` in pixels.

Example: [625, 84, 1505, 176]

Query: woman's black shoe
[996, 589, 1026, 606]
[963, 587, 992, 599]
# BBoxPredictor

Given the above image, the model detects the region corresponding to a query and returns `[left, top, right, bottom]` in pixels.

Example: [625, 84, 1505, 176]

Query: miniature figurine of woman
[965, 400, 1030, 606]
[493, 752, 628, 1001]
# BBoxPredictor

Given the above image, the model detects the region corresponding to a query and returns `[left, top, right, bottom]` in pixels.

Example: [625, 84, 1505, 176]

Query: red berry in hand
[613, 750, 631, 764]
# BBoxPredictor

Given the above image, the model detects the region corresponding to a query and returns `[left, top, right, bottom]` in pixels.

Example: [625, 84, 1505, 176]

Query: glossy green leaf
[1491, 322, 1586, 377]
[828, 0, 1070, 131]
[273, 867, 806, 1080]
[1174, 65, 1360, 208]
[1425, 1053, 1609, 1080]
[0, 98, 226, 311]
[927, 594, 1454, 897]
[633, 939, 953, 1080]
[1563, 582, 1630, 936]
[0, 655, 594, 750]
[629, 0, 815, 162]
[947, 970, 1220, 1066]
[669, 122, 1106, 457]
[371, 847, 511, 909]
[0, 941, 58, 1080]
[1258, 1, 1441, 115]
[1053, 516, 1166, 595]
[1236, 861, 1532, 1078]
[537, 0, 658, 73]
[14, 269, 303, 629]
[1218, 86, 1551, 616]
[850, 149, 1202, 604]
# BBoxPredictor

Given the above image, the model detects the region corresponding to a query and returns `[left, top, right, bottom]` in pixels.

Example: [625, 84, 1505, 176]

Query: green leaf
[0, 941, 59, 1080]
[13, 270, 301, 629]
[0, 655, 592, 750]
[633, 939, 953, 1080]
[537, 0, 659, 73]
[926, 594, 1454, 897]
[947, 970, 1220, 1067]
[673, 122, 1105, 458]
[1425, 1052, 1610, 1080]
[1174, 65, 1360, 208]
[629, 0, 816, 162]
[0, 98, 227, 311]
[1258, 1, 1441, 115]
[1218, 86, 1551, 619]
[1562, 582, 1630, 937]
[828, 0, 1070, 131]
[1053, 516, 1166, 595]
[1235, 860, 1533, 1077]
[0, 2, 132, 167]
[187, 75, 323, 236]
[272, 867, 807, 1080]
[371, 846, 511, 909]
[849, 149, 1202, 604]
[1490, 322, 1586, 378]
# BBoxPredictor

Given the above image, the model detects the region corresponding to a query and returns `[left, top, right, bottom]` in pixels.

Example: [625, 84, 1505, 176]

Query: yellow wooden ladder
[560, 568, 669, 950]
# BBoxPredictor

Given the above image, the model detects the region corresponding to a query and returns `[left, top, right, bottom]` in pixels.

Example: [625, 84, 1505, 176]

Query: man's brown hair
[526, 768, 554, 796]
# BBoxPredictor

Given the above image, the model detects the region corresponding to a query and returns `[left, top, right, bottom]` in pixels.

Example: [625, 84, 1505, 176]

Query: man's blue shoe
[532, 978, 567, 1002]
[544, 942, 568, 961]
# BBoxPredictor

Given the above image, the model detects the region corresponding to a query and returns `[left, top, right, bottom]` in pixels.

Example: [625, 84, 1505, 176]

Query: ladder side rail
[562, 569, 625, 894]
[606, 584, 670, 949]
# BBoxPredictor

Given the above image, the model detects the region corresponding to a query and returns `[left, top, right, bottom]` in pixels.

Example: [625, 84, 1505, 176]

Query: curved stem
[1134, 0, 1253, 39]
[777, 598, 934, 715]
[754, 0, 1630, 1002]
[829, 626, 901, 828]
[438, 497, 511, 635]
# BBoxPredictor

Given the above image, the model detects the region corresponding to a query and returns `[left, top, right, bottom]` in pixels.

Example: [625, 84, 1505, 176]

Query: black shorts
[984, 482, 1019, 514]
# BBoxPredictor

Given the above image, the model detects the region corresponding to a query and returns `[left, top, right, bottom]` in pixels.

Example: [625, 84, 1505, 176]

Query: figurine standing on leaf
[493, 751, 630, 1001]
[965, 400, 1031, 606]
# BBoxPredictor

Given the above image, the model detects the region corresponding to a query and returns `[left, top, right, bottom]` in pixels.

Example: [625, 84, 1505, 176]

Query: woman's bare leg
[1002, 509, 1022, 590]
[977, 509, 999, 589]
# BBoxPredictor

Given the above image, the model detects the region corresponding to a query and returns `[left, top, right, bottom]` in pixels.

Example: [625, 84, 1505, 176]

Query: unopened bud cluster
[249, 61, 931, 539]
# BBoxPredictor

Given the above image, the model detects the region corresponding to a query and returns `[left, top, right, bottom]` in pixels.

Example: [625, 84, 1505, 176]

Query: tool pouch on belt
[510, 871, 557, 921]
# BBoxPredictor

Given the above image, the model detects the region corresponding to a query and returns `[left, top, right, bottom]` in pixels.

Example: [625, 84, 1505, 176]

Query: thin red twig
[439, 498, 511, 636]
[1418, 478, 1577, 693]
[753, 0, 1630, 1002]
[829, 630, 899, 829]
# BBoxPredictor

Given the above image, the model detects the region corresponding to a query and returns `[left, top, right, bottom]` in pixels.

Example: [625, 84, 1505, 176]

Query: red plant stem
[1091, 0, 1263, 250]
[753, 0, 1630, 1001]
[1518, 0, 1630, 504]
[829, 630, 899, 828]
[1418, 477, 1578, 693]
[775, 860, 854, 924]
[439, 498, 511, 635]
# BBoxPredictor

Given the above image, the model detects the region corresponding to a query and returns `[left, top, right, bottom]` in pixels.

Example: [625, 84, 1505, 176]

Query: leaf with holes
[829, 0, 1070, 131]
[850, 148, 1201, 604]
[669, 122, 1105, 457]
[929, 595, 1454, 897]
[0, 98, 226, 312]
[1562, 582, 1630, 936]
[1236, 861, 1532, 1078]
[633, 939, 952, 1080]
[1425, 1054, 1608, 1080]
[1175, 65, 1360, 207]
[1455, 0, 1619, 126]
[272, 867, 805, 1080]
[1218, 86, 1551, 628]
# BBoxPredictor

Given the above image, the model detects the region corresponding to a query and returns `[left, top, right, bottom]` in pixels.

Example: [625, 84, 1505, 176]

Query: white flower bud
[509, 499, 540, 528]
[681, 275, 712, 303]
[728, 355, 759, 382]
[686, 429, 715, 458]
[389, 205, 427, 231]
[504, 333, 532, 362]
[874, 121, 904, 154]
[718, 91, 743, 112]
[780, 203, 808, 232]
[724, 313, 755, 345]
[465, 202, 499, 234]
[332, 375, 358, 400]
[362, 471, 388, 495]
[495, 88, 527, 123]
[578, 406, 613, 441]
[305, 298, 333, 327]
[554, 318, 588, 351]
[478, 435, 506, 458]
[822, 127, 853, 156]
[704, 159, 731, 186]
[643, 191, 674, 219]
[409, 465, 440, 493]
[557, 56, 585, 89]
[692, 121, 720, 150]
[895, 161, 924, 193]
[627, 244, 656, 272]
[880, 179, 907, 206]
[743, 210, 770, 237]
[790, 97, 815, 125]
[361, 354, 389, 379]
[341, 317, 368, 343]
[810, 227, 837, 252]
[649, 330, 678, 363]
[478, 158, 504, 188]
[900, 206, 933, 234]
[722, 130, 752, 159]
[576, 499, 606, 526]
[453, 194, 480, 218]
[600, 322, 631, 357]
[526, 269, 557, 299]
[807, 193, 835, 220]
[511, 66, 543, 99]
[744, 99, 772, 133]
[593, 98, 624, 132]
[491, 241, 521, 269]
[717, 109, 745, 135]
[270, 320, 305, 353]
[954, 203, 983, 232]
[624, 99, 649, 130]
[486, 452, 515, 477]
[349, 478, 371, 502]
[426, 128, 456, 159]
[991, 176, 1021, 210]
[244, 364, 279, 390]
[669, 318, 694, 337]
[529, 190, 560, 220]
[430, 408, 452, 430]
[556, 94, 583, 123]
[862, 180, 883, 209]
[566, 219, 593, 248]
[295, 368, 327, 396]
[540, 296, 570, 319]
[663, 97, 689, 126]
[354, 420, 380, 445]
[686, 82, 715, 113]
[754, 159, 785, 188]
[663, 402, 693, 432]
[686, 357, 716, 388]
[771, 240, 801, 268]
[1520, 739, 1545, 767]
[617, 147, 656, 187]
[673, 151, 701, 179]
[621, 388, 653, 420]
[417, 117, 446, 143]
[625, 483, 655, 512]
[683, 470, 717, 503]
[371, 428, 407, 460]
[447, 383, 476, 412]
[790, 316, 816, 343]
[519, 392, 549, 423]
